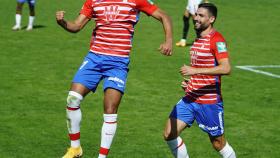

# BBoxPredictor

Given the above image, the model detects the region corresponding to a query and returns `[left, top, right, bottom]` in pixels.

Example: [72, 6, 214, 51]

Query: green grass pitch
[0, 0, 280, 157]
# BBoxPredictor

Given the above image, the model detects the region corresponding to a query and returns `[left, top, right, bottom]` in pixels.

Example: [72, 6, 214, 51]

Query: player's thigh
[72, 57, 103, 92]
[102, 67, 127, 113]
[169, 98, 195, 126]
[195, 102, 224, 137]
[16, 1, 24, 11]
[17, 0, 26, 3]
[28, 0, 35, 5]
[103, 67, 128, 94]
[70, 83, 91, 97]
[164, 117, 187, 140]
[28, 1, 35, 10]
[103, 88, 123, 114]
[165, 98, 194, 139]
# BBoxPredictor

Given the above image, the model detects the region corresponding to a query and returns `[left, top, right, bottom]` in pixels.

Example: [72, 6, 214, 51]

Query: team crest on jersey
[147, 0, 154, 5]
[216, 42, 227, 53]
[190, 50, 198, 65]
[104, 5, 120, 21]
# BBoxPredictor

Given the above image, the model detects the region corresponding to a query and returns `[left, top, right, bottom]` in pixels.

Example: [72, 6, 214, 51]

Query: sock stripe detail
[69, 132, 80, 140]
[175, 140, 184, 150]
[99, 147, 110, 155]
[104, 121, 117, 124]
[67, 106, 80, 111]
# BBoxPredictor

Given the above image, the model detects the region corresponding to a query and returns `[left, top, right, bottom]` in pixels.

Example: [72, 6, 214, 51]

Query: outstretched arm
[151, 8, 173, 56]
[56, 11, 90, 33]
[180, 58, 231, 76]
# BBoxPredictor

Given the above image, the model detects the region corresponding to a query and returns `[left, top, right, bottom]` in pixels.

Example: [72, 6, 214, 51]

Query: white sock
[180, 39, 186, 43]
[167, 137, 189, 158]
[15, 14, 21, 27]
[98, 114, 118, 158]
[28, 16, 35, 27]
[66, 91, 83, 148]
[219, 142, 236, 158]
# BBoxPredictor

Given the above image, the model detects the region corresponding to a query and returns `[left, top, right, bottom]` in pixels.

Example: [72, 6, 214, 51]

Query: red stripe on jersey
[67, 106, 80, 111]
[99, 147, 110, 155]
[69, 132, 80, 141]
[91, 48, 130, 57]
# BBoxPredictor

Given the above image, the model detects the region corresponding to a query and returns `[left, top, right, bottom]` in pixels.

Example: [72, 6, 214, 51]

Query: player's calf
[66, 91, 83, 148]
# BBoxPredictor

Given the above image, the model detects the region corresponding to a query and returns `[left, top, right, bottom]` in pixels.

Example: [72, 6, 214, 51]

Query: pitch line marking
[236, 65, 280, 78]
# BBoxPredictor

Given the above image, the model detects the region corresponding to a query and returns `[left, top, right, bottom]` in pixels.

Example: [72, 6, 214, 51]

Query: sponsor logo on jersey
[216, 42, 227, 53]
[147, 0, 154, 5]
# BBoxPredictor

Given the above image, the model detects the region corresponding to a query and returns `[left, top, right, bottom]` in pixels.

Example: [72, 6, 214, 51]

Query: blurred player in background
[56, 0, 173, 157]
[164, 3, 236, 158]
[12, 0, 35, 31]
[176, 0, 208, 47]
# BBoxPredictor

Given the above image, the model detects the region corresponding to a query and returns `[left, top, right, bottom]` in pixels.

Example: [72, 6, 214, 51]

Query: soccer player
[164, 3, 236, 158]
[12, 0, 35, 31]
[176, 0, 208, 47]
[56, 0, 173, 157]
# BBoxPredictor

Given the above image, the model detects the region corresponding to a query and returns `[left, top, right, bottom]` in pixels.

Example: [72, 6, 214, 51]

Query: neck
[197, 26, 214, 38]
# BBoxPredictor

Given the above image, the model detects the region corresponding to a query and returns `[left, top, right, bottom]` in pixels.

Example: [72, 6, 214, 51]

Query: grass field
[0, 0, 280, 157]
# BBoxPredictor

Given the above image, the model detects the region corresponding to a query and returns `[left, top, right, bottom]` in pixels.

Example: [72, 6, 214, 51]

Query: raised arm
[151, 8, 173, 56]
[56, 11, 90, 33]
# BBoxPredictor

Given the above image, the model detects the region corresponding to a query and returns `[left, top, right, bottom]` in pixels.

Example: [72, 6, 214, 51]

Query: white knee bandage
[67, 91, 83, 108]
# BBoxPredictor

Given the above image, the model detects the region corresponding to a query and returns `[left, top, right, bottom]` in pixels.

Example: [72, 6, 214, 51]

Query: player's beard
[194, 22, 210, 37]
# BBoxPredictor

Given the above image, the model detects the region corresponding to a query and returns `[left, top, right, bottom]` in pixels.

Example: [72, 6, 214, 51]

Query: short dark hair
[198, 3, 218, 19]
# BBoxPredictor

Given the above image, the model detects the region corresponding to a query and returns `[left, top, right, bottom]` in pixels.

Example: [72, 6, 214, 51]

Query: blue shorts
[17, 0, 35, 5]
[169, 97, 224, 136]
[73, 52, 129, 93]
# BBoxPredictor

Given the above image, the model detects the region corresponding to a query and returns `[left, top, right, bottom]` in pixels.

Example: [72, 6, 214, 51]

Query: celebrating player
[164, 3, 236, 158]
[176, 0, 208, 47]
[56, 0, 173, 157]
[12, 0, 35, 31]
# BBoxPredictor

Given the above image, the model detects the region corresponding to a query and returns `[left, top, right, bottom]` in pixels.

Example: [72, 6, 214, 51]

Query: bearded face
[194, 7, 215, 32]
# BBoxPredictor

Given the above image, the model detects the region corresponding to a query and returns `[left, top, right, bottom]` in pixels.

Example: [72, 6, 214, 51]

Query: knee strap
[67, 91, 83, 109]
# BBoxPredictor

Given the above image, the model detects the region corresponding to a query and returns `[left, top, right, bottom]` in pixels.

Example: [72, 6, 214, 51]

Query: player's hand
[56, 11, 66, 24]
[180, 64, 197, 76]
[181, 79, 189, 90]
[158, 41, 172, 56]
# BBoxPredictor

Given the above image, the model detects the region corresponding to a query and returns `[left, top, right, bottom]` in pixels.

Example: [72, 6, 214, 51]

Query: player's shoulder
[135, 0, 155, 5]
[211, 31, 226, 42]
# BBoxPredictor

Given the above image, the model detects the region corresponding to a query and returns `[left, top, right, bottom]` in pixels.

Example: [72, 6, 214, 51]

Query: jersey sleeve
[135, 0, 158, 15]
[80, 0, 93, 19]
[210, 33, 229, 60]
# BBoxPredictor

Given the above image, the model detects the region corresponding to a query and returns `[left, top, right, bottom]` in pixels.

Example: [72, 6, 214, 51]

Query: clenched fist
[56, 11, 65, 22]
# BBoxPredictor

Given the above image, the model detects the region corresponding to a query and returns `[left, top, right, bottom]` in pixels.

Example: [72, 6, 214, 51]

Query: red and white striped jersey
[185, 30, 229, 104]
[80, 0, 158, 57]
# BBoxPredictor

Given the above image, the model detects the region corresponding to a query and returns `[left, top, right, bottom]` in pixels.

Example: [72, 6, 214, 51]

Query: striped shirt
[185, 31, 229, 104]
[80, 0, 158, 57]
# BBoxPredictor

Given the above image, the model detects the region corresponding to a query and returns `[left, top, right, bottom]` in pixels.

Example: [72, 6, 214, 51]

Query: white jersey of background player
[176, 0, 208, 47]
[187, 0, 203, 15]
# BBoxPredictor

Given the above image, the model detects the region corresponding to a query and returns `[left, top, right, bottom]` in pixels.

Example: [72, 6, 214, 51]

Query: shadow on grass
[21, 25, 47, 30]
